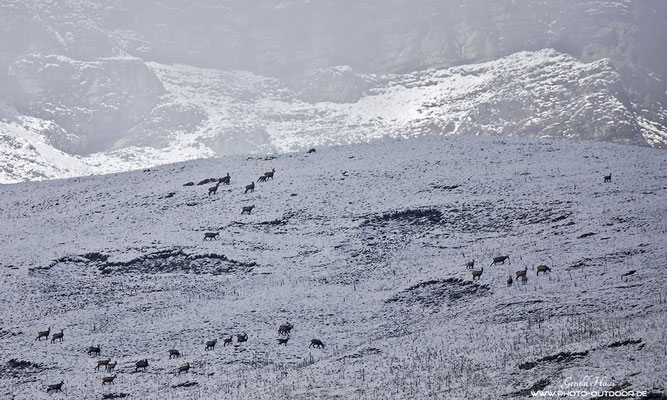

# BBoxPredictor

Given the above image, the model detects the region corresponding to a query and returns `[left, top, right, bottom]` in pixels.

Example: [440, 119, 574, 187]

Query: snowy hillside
[2, 49, 666, 184]
[0, 135, 665, 399]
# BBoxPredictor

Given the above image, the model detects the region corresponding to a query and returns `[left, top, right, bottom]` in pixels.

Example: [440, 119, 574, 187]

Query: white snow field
[0, 135, 665, 399]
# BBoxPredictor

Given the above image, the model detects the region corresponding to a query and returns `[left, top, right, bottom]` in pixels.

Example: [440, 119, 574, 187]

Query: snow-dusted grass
[0, 134, 665, 399]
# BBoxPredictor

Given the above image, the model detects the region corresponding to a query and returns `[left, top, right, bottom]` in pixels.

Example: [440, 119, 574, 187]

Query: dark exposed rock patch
[386, 278, 490, 309]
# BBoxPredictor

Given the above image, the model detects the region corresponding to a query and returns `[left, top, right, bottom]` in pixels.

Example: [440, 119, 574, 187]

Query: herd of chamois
[467, 255, 552, 286]
[37, 320, 323, 393]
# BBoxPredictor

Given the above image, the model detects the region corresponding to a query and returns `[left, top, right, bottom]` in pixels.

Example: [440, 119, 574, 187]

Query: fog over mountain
[1, 0, 666, 182]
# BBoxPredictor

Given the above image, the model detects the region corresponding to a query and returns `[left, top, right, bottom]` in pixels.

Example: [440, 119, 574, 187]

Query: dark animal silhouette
[241, 205, 255, 215]
[472, 267, 484, 281]
[36, 327, 50, 341]
[307, 148, 316, 153]
[277, 337, 289, 346]
[178, 363, 190, 375]
[106, 362, 117, 372]
[223, 336, 233, 346]
[257, 175, 267, 182]
[521, 274, 528, 285]
[208, 183, 219, 195]
[536, 265, 551, 276]
[264, 168, 275, 180]
[515, 267, 528, 279]
[244, 182, 255, 193]
[88, 345, 101, 356]
[95, 359, 110, 371]
[135, 359, 149, 371]
[219, 173, 231, 185]
[102, 375, 117, 385]
[204, 232, 219, 241]
[168, 349, 181, 359]
[205, 339, 217, 351]
[50, 329, 64, 343]
[278, 323, 293, 336]
[466, 259, 475, 269]
[507, 275, 513, 287]
[491, 255, 510, 265]
[310, 339, 324, 348]
[46, 381, 64, 393]
[604, 173, 612, 182]
[237, 333, 248, 343]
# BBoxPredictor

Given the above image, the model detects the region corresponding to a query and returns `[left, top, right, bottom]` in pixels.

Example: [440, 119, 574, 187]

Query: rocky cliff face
[0, 0, 665, 182]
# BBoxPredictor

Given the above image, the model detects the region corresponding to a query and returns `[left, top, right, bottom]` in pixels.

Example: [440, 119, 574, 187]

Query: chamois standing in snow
[208, 183, 219, 195]
[521, 274, 528, 285]
[536, 265, 551, 276]
[264, 168, 275, 180]
[101, 375, 117, 385]
[472, 267, 484, 281]
[178, 363, 190, 375]
[36, 327, 50, 341]
[95, 359, 110, 371]
[237, 333, 248, 343]
[219, 173, 231, 185]
[135, 359, 149, 371]
[88, 345, 101, 356]
[223, 336, 233, 346]
[491, 255, 510, 266]
[204, 232, 219, 241]
[46, 381, 64, 393]
[106, 362, 117, 372]
[257, 175, 267, 182]
[51, 329, 64, 343]
[168, 349, 181, 359]
[244, 182, 255, 193]
[604, 173, 612, 183]
[278, 323, 293, 336]
[466, 259, 475, 269]
[205, 339, 217, 351]
[277, 337, 289, 346]
[515, 267, 528, 279]
[507, 275, 513, 287]
[241, 205, 255, 215]
[310, 339, 324, 348]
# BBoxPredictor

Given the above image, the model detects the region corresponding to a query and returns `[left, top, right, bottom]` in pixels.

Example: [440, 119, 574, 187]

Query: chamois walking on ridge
[241, 205, 255, 215]
[95, 359, 110, 371]
[244, 182, 255, 193]
[472, 267, 484, 281]
[106, 362, 117, 372]
[604, 173, 612, 183]
[135, 359, 149, 371]
[88, 345, 101, 356]
[178, 363, 190, 375]
[208, 183, 220, 196]
[204, 232, 219, 241]
[310, 339, 325, 348]
[237, 333, 248, 343]
[507, 275, 513, 287]
[168, 349, 181, 359]
[219, 173, 231, 185]
[205, 339, 217, 351]
[536, 265, 551, 276]
[223, 336, 233, 346]
[36, 327, 50, 341]
[466, 259, 475, 269]
[257, 175, 267, 182]
[51, 329, 64, 343]
[101, 375, 117, 385]
[515, 267, 528, 280]
[46, 381, 64, 393]
[277, 337, 289, 346]
[278, 323, 293, 336]
[491, 255, 510, 266]
[264, 168, 275, 180]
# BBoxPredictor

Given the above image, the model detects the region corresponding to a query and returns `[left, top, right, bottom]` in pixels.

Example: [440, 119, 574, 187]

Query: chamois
[471, 267, 484, 281]
[491, 255, 510, 265]
[307, 148, 316, 153]
[36, 327, 50, 341]
[241, 205, 255, 215]
[223, 336, 233, 346]
[88, 345, 101, 356]
[178, 363, 190, 375]
[257, 175, 267, 182]
[237, 333, 248, 343]
[515, 267, 528, 279]
[208, 183, 219, 195]
[264, 168, 275, 180]
[521, 274, 528, 285]
[95, 359, 110, 371]
[309, 339, 325, 348]
[101, 375, 117, 385]
[46, 381, 64, 393]
[106, 361, 117, 372]
[219, 173, 231, 185]
[205, 339, 217, 350]
[50, 329, 64, 343]
[278, 323, 293, 336]
[536, 265, 551, 276]
[507, 275, 513, 287]
[168, 349, 181, 359]
[604, 173, 612, 182]
[466, 259, 475, 269]
[244, 182, 255, 193]
[204, 232, 219, 241]
[277, 337, 289, 346]
[135, 359, 149, 371]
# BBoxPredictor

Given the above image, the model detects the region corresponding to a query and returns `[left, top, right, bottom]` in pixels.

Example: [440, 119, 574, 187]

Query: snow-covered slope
[2, 49, 665, 184]
[0, 135, 665, 399]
